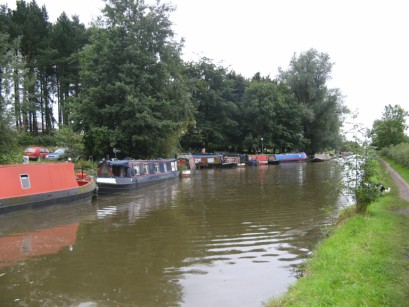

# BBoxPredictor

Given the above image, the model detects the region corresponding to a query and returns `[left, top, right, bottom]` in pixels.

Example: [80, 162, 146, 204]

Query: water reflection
[0, 222, 79, 268]
[0, 162, 349, 306]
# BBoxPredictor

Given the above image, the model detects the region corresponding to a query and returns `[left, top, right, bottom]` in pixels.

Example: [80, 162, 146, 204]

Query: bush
[381, 142, 409, 168]
[17, 132, 57, 147]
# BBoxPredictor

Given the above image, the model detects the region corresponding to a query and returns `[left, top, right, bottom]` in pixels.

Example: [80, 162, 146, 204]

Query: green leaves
[371, 104, 409, 149]
[76, 0, 193, 159]
[279, 49, 346, 154]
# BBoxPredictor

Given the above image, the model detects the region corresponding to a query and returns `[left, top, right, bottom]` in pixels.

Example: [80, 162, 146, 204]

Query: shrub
[381, 142, 409, 168]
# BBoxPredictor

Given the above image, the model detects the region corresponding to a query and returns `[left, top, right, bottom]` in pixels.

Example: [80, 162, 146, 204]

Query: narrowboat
[177, 154, 196, 177]
[246, 154, 269, 166]
[192, 153, 224, 168]
[267, 154, 280, 165]
[96, 159, 179, 193]
[222, 155, 240, 167]
[311, 153, 332, 162]
[0, 163, 96, 214]
[275, 152, 308, 163]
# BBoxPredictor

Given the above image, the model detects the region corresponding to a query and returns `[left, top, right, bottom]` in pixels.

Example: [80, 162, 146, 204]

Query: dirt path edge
[381, 159, 409, 203]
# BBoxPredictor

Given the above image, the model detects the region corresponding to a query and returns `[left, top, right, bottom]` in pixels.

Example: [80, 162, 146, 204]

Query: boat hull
[96, 159, 179, 194]
[275, 152, 308, 163]
[311, 153, 332, 162]
[0, 163, 96, 214]
[96, 172, 179, 193]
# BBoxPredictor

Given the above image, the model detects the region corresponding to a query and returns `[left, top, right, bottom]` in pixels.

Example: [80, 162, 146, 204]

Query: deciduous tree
[74, 0, 194, 159]
[371, 104, 408, 148]
[279, 49, 346, 154]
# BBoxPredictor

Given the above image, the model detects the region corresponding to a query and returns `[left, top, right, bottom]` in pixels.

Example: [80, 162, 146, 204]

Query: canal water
[0, 161, 350, 306]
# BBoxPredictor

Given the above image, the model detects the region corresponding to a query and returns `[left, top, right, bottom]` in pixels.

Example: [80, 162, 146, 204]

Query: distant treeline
[0, 0, 347, 159]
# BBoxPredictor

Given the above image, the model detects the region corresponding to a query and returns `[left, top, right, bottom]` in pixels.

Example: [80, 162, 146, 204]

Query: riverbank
[266, 159, 409, 306]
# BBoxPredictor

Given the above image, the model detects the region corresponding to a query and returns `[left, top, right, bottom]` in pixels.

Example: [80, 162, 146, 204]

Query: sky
[3, 0, 409, 131]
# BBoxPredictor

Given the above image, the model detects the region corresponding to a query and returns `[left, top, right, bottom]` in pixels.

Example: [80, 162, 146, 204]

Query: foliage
[0, 32, 21, 164]
[381, 155, 409, 184]
[54, 126, 85, 160]
[1, 2, 349, 160]
[16, 131, 56, 147]
[337, 119, 383, 214]
[381, 142, 409, 168]
[74, 0, 195, 159]
[0, 1, 90, 136]
[50, 13, 89, 125]
[241, 79, 304, 153]
[371, 104, 409, 149]
[354, 158, 382, 213]
[182, 59, 246, 152]
[278, 49, 347, 154]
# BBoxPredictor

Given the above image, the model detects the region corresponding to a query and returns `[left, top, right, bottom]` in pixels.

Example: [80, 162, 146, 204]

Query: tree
[0, 32, 20, 164]
[279, 49, 346, 154]
[182, 58, 246, 152]
[74, 0, 194, 159]
[371, 104, 409, 149]
[337, 119, 383, 214]
[241, 77, 305, 153]
[9, 0, 52, 134]
[51, 13, 89, 126]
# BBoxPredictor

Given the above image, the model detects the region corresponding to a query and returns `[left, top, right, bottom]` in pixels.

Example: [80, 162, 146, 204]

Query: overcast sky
[4, 0, 409, 131]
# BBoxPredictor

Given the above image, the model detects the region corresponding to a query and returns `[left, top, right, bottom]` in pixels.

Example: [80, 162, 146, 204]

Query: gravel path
[381, 160, 409, 214]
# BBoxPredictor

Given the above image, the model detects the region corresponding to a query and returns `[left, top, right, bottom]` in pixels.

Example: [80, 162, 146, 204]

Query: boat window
[112, 166, 120, 177]
[119, 167, 126, 177]
[133, 164, 140, 176]
[20, 174, 31, 189]
[144, 164, 149, 174]
[171, 161, 177, 171]
[154, 163, 160, 173]
[163, 163, 167, 172]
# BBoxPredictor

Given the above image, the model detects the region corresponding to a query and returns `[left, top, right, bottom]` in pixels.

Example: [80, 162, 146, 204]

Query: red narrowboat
[0, 163, 96, 214]
[246, 154, 269, 166]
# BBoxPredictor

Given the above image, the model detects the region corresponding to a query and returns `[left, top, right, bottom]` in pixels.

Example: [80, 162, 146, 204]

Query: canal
[0, 161, 350, 306]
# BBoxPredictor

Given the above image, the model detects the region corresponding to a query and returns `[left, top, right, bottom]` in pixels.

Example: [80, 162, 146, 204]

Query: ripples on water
[0, 162, 349, 306]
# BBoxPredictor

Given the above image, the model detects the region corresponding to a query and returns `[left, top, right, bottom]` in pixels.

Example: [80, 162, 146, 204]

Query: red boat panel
[0, 163, 79, 199]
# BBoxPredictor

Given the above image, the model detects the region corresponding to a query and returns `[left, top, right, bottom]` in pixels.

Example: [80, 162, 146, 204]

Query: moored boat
[275, 152, 308, 163]
[311, 153, 332, 162]
[0, 163, 96, 214]
[267, 154, 280, 165]
[237, 154, 247, 167]
[246, 154, 269, 166]
[192, 153, 224, 168]
[220, 155, 240, 168]
[177, 154, 196, 177]
[96, 159, 179, 193]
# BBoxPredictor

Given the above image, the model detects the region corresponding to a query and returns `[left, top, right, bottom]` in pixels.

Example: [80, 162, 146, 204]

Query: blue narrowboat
[96, 159, 179, 193]
[274, 152, 308, 163]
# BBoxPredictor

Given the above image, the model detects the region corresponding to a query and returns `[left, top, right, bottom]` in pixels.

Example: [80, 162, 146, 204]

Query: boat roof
[103, 159, 176, 167]
[192, 153, 223, 157]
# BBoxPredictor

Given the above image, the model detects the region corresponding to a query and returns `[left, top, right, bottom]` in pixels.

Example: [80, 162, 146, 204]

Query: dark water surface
[0, 162, 349, 306]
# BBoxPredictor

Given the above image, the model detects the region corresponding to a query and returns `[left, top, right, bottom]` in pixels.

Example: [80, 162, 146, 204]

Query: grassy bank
[267, 161, 409, 306]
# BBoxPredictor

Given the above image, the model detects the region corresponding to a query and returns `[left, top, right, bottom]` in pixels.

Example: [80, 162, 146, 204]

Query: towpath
[381, 160, 409, 206]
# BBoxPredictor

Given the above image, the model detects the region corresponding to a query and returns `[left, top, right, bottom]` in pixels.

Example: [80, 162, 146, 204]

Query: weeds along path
[380, 160, 409, 304]
[381, 159, 409, 203]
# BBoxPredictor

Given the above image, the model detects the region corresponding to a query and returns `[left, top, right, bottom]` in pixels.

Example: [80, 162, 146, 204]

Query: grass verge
[266, 160, 409, 306]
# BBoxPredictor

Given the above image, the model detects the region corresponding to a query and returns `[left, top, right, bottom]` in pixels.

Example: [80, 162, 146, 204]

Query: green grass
[382, 156, 409, 184]
[266, 161, 409, 306]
